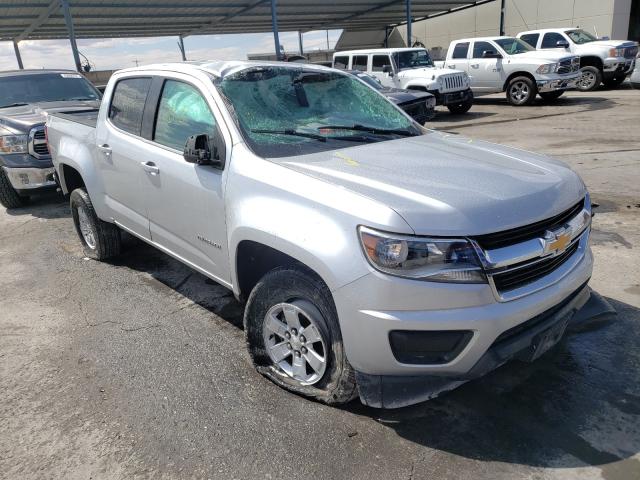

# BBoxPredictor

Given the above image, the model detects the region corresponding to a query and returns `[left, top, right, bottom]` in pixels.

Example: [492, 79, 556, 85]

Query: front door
[468, 41, 503, 93]
[95, 76, 152, 239]
[142, 77, 231, 284]
[370, 54, 398, 88]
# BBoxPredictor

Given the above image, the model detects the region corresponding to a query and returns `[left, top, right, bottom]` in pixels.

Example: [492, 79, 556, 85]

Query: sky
[0, 30, 342, 71]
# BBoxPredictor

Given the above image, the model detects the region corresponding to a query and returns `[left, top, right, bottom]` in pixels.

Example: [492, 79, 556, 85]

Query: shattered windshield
[393, 50, 434, 70]
[216, 67, 420, 158]
[566, 29, 598, 44]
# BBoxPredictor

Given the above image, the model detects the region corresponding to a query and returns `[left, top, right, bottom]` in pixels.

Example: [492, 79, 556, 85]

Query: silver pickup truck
[47, 61, 602, 408]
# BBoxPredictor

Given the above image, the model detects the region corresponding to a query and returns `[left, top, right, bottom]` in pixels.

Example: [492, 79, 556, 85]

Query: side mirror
[183, 131, 225, 168]
[382, 64, 394, 76]
[482, 50, 502, 59]
[556, 40, 570, 48]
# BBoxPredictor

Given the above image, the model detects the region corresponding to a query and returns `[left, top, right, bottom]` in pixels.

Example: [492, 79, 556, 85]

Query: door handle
[471, 63, 480, 68]
[97, 144, 112, 157]
[141, 161, 160, 176]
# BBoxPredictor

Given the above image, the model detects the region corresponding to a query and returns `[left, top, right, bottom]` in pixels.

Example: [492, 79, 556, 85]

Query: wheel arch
[580, 56, 603, 70]
[502, 71, 536, 92]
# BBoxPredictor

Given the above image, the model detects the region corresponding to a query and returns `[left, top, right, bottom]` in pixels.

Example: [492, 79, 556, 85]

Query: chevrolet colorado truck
[48, 61, 603, 408]
[333, 48, 473, 114]
[438, 37, 581, 105]
[517, 28, 638, 91]
[0, 70, 101, 209]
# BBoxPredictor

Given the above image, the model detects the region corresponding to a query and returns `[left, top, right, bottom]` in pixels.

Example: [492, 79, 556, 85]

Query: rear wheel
[506, 76, 537, 106]
[244, 266, 357, 405]
[539, 91, 564, 102]
[603, 76, 626, 88]
[0, 168, 29, 209]
[576, 66, 602, 91]
[70, 188, 121, 260]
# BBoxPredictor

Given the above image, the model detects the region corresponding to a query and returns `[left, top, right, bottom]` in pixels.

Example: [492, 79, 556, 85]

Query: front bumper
[429, 88, 473, 106]
[537, 72, 581, 92]
[2, 166, 57, 191]
[603, 57, 635, 77]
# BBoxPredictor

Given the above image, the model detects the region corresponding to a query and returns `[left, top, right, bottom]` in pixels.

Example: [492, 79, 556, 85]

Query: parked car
[438, 37, 581, 105]
[348, 70, 436, 123]
[517, 28, 638, 91]
[333, 48, 473, 114]
[631, 53, 640, 89]
[0, 69, 101, 209]
[48, 62, 602, 408]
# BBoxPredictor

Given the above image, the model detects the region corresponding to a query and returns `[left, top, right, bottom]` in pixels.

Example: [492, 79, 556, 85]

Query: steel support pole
[178, 35, 187, 61]
[270, 0, 281, 60]
[61, 0, 82, 72]
[406, 0, 412, 47]
[499, 0, 506, 36]
[298, 31, 303, 55]
[13, 40, 24, 69]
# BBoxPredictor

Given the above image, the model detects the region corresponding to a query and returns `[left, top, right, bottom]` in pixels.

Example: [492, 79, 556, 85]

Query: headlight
[0, 134, 28, 154]
[536, 63, 558, 74]
[426, 96, 436, 108]
[609, 47, 625, 57]
[358, 226, 486, 283]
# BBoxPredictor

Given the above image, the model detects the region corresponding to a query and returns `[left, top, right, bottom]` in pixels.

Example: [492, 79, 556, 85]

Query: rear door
[469, 40, 502, 92]
[95, 76, 152, 239]
[140, 74, 231, 284]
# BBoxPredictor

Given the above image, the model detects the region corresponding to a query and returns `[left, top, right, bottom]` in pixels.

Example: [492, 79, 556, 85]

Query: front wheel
[539, 91, 564, 102]
[70, 188, 121, 260]
[0, 168, 29, 209]
[506, 76, 537, 106]
[244, 266, 357, 405]
[576, 66, 602, 91]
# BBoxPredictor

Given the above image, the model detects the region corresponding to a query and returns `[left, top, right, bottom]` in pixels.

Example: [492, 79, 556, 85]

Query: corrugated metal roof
[0, 1, 494, 41]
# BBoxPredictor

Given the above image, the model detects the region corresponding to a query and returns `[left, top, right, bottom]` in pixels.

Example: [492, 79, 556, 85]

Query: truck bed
[49, 109, 98, 128]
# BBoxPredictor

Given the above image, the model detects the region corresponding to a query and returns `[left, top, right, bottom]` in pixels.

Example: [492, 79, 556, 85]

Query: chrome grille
[625, 46, 638, 59]
[440, 73, 465, 93]
[28, 125, 50, 158]
[558, 57, 580, 74]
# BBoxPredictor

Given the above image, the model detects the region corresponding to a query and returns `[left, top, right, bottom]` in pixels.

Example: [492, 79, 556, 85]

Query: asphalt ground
[1, 84, 639, 480]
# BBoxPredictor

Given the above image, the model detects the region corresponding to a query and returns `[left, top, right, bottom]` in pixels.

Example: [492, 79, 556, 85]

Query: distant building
[247, 49, 335, 63]
[335, 28, 407, 51]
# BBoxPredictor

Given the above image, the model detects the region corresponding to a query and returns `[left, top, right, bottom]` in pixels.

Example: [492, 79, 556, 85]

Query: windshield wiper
[251, 128, 327, 142]
[0, 102, 28, 109]
[317, 124, 416, 137]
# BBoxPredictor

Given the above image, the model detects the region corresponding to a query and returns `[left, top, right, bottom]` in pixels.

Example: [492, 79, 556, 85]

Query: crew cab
[439, 37, 581, 105]
[0, 70, 101, 209]
[333, 48, 473, 114]
[48, 62, 602, 408]
[517, 28, 638, 91]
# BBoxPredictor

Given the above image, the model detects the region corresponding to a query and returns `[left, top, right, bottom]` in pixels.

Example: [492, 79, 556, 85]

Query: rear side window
[333, 56, 349, 70]
[520, 33, 539, 48]
[452, 42, 470, 59]
[153, 80, 216, 151]
[472, 41, 495, 58]
[541, 32, 566, 48]
[352, 55, 368, 71]
[372, 55, 391, 71]
[109, 77, 151, 135]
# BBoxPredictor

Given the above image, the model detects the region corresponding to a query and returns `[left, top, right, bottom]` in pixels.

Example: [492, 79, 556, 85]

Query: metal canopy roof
[0, 1, 492, 41]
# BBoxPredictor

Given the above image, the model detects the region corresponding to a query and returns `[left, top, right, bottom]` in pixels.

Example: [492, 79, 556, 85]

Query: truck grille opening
[625, 46, 638, 58]
[441, 73, 465, 92]
[558, 57, 580, 74]
[472, 198, 585, 250]
[389, 330, 473, 364]
[400, 99, 430, 124]
[29, 126, 50, 157]
[491, 241, 580, 293]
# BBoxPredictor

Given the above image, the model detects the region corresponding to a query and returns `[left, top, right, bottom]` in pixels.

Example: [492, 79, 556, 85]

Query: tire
[539, 91, 564, 102]
[506, 76, 537, 106]
[576, 66, 602, 92]
[70, 188, 121, 260]
[244, 266, 357, 405]
[446, 98, 473, 114]
[603, 76, 626, 88]
[0, 168, 29, 209]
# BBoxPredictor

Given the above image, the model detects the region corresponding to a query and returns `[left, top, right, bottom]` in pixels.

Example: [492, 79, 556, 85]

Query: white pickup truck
[46, 61, 604, 408]
[517, 28, 638, 91]
[437, 37, 581, 105]
[333, 48, 474, 114]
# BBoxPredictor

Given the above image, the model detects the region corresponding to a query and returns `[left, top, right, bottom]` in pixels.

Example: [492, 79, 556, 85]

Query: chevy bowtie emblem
[542, 228, 572, 255]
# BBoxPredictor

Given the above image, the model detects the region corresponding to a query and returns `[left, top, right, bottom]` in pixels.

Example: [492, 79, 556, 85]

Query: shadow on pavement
[346, 298, 640, 478]
[4, 191, 68, 219]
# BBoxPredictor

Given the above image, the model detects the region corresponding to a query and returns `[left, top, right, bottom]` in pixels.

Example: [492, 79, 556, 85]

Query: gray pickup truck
[0, 70, 101, 209]
[47, 62, 604, 408]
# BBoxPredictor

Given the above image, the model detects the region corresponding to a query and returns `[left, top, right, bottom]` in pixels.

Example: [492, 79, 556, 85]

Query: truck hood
[380, 88, 433, 105]
[576, 40, 637, 49]
[398, 66, 465, 79]
[0, 100, 100, 133]
[277, 132, 585, 236]
[511, 50, 576, 62]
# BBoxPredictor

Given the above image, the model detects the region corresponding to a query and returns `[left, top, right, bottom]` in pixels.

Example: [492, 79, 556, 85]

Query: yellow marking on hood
[335, 151, 359, 167]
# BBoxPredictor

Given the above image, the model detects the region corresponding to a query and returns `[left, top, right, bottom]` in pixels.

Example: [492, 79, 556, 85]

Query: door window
[520, 33, 540, 48]
[472, 41, 495, 58]
[372, 55, 392, 71]
[153, 80, 216, 151]
[333, 56, 349, 70]
[452, 42, 470, 59]
[352, 55, 368, 71]
[109, 77, 151, 135]
[541, 32, 566, 48]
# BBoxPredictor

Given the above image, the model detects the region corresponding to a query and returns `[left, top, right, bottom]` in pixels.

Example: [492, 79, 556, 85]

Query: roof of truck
[451, 36, 517, 43]
[116, 60, 334, 79]
[0, 69, 80, 78]
[517, 28, 575, 35]
[334, 48, 424, 56]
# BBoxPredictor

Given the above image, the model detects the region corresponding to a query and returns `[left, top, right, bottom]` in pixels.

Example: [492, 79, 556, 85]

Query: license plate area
[518, 315, 570, 362]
